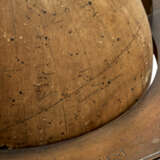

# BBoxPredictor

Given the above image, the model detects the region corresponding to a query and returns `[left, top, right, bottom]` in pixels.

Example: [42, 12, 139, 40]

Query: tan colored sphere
[0, 0, 152, 148]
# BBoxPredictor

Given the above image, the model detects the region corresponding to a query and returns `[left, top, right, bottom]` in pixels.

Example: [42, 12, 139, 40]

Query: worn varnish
[0, 0, 153, 148]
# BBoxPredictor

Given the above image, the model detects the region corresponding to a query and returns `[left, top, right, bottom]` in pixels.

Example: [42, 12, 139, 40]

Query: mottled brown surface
[0, 0, 153, 148]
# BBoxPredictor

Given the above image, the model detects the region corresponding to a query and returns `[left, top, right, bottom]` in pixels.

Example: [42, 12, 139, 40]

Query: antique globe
[0, 0, 153, 148]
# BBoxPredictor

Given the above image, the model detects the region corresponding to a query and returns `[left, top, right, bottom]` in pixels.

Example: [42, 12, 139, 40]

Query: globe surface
[0, 0, 153, 148]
